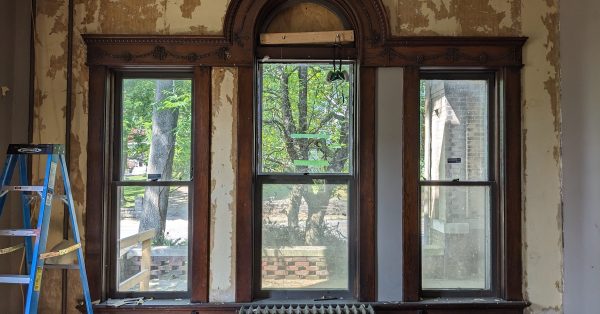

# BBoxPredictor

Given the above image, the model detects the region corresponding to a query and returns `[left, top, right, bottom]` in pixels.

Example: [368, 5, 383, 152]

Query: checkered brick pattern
[262, 256, 329, 280]
[122, 255, 187, 280]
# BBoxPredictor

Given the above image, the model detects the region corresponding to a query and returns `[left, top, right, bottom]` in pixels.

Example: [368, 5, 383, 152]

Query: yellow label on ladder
[34, 267, 43, 291]
[0, 243, 23, 255]
[48, 162, 57, 189]
[40, 243, 81, 259]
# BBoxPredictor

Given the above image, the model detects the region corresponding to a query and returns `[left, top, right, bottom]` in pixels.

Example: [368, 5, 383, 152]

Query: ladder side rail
[18, 155, 34, 271]
[59, 155, 93, 313]
[0, 154, 18, 215]
[25, 154, 58, 314]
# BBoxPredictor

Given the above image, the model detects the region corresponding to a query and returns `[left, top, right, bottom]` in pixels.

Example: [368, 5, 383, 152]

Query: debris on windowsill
[105, 297, 147, 307]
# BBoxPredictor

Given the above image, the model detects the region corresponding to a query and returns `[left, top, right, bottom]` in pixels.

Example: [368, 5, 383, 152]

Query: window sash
[256, 61, 356, 176]
[253, 176, 356, 298]
[108, 73, 194, 298]
[254, 61, 358, 298]
[418, 72, 500, 297]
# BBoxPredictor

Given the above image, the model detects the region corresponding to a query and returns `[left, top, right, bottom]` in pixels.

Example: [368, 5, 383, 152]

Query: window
[255, 62, 356, 298]
[419, 73, 497, 295]
[110, 74, 193, 297]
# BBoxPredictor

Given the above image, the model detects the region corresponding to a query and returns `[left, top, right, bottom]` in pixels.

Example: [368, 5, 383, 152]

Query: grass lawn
[122, 175, 146, 208]
[121, 176, 185, 209]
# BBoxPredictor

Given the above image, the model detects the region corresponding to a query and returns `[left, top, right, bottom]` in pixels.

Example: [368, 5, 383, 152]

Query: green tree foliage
[122, 79, 192, 181]
[261, 63, 352, 174]
[261, 63, 353, 245]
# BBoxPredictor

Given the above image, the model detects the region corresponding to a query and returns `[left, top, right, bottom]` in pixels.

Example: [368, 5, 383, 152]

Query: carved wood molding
[84, 36, 526, 68]
[367, 45, 524, 67]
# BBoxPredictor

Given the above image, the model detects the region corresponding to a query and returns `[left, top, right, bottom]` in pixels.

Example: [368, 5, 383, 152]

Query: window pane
[117, 185, 189, 292]
[261, 183, 349, 290]
[260, 63, 354, 174]
[420, 79, 489, 181]
[421, 186, 491, 290]
[121, 79, 192, 181]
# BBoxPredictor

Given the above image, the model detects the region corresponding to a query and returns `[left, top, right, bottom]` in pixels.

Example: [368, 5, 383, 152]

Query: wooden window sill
[91, 298, 530, 313]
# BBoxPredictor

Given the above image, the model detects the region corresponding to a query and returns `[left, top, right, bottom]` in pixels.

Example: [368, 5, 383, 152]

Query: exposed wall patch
[0, 86, 10, 97]
[209, 67, 238, 302]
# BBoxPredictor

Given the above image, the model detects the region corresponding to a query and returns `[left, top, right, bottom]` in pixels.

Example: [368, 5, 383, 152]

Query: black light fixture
[326, 34, 349, 83]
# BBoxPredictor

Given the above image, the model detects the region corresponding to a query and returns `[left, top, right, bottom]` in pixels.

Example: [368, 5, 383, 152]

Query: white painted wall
[376, 68, 404, 301]
[561, 1, 600, 312]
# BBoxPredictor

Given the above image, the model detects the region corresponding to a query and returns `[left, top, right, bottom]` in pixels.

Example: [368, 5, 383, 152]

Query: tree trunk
[139, 80, 179, 241]
[282, 66, 311, 239]
[304, 185, 334, 245]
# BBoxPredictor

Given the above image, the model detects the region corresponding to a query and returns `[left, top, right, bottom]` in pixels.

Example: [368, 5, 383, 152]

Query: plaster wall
[376, 68, 404, 301]
[210, 68, 238, 302]
[561, 0, 600, 313]
[22, 1, 563, 313]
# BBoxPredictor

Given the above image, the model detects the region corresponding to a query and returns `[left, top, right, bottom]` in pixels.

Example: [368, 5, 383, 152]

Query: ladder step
[0, 229, 39, 237]
[0, 275, 30, 284]
[1, 185, 44, 194]
[7, 144, 65, 155]
[0, 186, 44, 198]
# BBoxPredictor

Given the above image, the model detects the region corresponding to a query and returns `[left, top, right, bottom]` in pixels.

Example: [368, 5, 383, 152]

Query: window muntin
[113, 77, 192, 295]
[419, 75, 496, 292]
[256, 62, 356, 296]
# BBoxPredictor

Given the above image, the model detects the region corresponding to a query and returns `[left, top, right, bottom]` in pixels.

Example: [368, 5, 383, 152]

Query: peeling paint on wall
[34, 0, 69, 312]
[210, 68, 238, 302]
[76, 0, 228, 35]
[522, 0, 563, 313]
[163, 0, 228, 35]
[265, 3, 348, 33]
[0, 86, 9, 97]
[382, 0, 521, 36]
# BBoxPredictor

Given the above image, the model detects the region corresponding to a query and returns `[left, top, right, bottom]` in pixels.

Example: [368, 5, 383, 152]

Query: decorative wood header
[84, 34, 526, 67]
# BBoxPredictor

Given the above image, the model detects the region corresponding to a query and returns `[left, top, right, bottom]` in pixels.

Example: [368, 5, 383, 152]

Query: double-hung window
[419, 72, 498, 296]
[110, 74, 193, 297]
[255, 62, 356, 298]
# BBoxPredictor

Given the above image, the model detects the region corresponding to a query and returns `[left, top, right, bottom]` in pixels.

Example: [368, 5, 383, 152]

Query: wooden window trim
[403, 66, 524, 301]
[85, 65, 212, 302]
[83, 0, 527, 309]
[248, 61, 364, 300]
[108, 71, 194, 300]
[418, 71, 499, 298]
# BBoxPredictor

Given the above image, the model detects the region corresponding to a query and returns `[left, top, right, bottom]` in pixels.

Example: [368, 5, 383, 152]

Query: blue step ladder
[0, 144, 93, 313]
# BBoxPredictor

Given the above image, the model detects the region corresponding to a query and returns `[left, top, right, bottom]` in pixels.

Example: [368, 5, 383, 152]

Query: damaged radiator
[238, 304, 375, 314]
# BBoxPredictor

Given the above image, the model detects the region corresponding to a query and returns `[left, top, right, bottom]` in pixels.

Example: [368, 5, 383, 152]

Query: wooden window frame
[108, 71, 194, 299]
[83, 0, 527, 311]
[252, 61, 359, 300]
[86, 65, 212, 302]
[418, 71, 499, 298]
[403, 65, 523, 302]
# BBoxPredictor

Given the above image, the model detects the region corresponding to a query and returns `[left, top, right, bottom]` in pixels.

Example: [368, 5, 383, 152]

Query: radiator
[238, 304, 375, 314]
